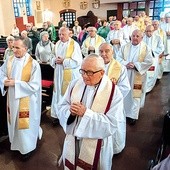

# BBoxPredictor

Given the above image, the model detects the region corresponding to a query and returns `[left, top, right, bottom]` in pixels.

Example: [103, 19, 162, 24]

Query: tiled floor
[1, 73, 170, 170]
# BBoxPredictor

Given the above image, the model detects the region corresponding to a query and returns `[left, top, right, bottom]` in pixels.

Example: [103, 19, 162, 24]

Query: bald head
[131, 29, 143, 45]
[59, 27, 70, 42]
[152, 20, 159, 30]
[99, 43, 115, 64]
[83, 54, 105, 70]
[145, 25, 154, 37]
[127, 17, 134, 26]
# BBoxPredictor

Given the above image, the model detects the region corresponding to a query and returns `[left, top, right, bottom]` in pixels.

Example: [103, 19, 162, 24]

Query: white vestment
[143, 34, 164, 92]
[105, 61, 130, 154]
[0, 53, 42, 154]
[50, 38, 82, 118]
[105, 61, 130, 98]
[154, 29, 167, 79]
[117, 42, 153, 119]
[162, 23, 170, 72]
[57, 75, 125, 170]
[122, 24, 139, 41]
[106, 29, 128, 57]
[152, 154, 170, 170]
[81, 34, 105, 57]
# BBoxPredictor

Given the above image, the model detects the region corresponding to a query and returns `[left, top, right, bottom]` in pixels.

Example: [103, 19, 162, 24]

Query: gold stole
[124, 42, 146, 98]
[158, 29, 164, 64]
[62, 39, 74, 95]
[54, 39, 74, 95]
[85, 35, 103, 48]
[107, 59, 121, 84]
[66, 77, 112, 169]
[7, 56, 33, 129]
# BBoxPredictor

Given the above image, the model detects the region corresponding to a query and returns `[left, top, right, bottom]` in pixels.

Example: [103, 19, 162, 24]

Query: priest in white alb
[143, 25, 164, 92]
[99, 42, 130, 154]
[57, 54, 124, 170]
[50, 27, 82, 125]
[0, 37, 42, 160]
[117, 29, 153, 125]
[81, 26, 105, 57]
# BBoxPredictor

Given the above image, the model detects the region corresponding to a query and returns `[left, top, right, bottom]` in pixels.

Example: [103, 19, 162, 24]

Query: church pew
[40, 63, 54, 111]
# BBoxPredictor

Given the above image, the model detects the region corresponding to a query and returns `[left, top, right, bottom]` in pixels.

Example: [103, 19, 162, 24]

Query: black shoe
[127, 118, 136, 126]
[21, 150, 34, 161]
[52, 118, 59, 126]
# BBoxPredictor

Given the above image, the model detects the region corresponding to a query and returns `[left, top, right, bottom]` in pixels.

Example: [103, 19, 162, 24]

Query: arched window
[59, 9, 76, 28]
[13, 0, 32, 17]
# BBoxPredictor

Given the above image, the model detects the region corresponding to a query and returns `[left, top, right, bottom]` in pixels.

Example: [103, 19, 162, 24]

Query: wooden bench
[40, 63, 54, 111]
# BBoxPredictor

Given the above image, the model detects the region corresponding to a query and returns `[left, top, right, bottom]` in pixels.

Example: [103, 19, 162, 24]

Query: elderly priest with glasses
[57, 54, 124, 170]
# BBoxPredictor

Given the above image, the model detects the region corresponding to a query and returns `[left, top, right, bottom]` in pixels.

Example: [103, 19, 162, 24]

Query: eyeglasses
[79, 69, 102, 76]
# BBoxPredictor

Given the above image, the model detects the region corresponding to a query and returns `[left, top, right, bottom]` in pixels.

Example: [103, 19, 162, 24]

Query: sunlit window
[13, 0, 32, 17]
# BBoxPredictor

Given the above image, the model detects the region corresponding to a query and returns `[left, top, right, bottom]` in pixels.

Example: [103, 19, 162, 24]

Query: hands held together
[70, 102, 86, 117]
[126, 62, 135, 69]
[55, 56, 64, 64]
[4, 78, 15, 87]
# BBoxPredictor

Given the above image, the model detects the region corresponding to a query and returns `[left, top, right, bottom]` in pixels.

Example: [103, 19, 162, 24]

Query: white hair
[84, 53, 105, 70]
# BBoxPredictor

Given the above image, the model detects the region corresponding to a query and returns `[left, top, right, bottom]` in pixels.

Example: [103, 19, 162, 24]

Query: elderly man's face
[13, 40, 27, 58]
[87, 28, 96, 38]
[127, 19, 133, 26]
[166, 17, 170, 23]
[113, 22, 121, 30]
[131, 30, 143, 45]
[43, 23, 48, 29]
[59, 29, 69, 42]
[145, 26, 154, 37]
[99, 44, 113, 64]
[80, 59, 104, 86]
[152, 22, 159, 30]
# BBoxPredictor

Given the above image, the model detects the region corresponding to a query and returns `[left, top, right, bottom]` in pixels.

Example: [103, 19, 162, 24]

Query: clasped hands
[126, 62, 135, 69]
[4, 78, 15, 87]
[111, 39, 120, 45]
[55, 56, 64, 64]
[70, 102, 86, 117]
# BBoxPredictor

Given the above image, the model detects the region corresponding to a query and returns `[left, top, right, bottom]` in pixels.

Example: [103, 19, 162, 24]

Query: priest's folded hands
[4, 79, 15, 87]
[70, 102, 86, 117]
[126, 62, 135, 69]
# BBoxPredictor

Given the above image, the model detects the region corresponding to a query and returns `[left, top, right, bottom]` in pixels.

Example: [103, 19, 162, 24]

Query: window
[122, 1, 146, 18]
[60, 9, 76, 28]
[122, 0, 170, 20]
[13, 0, 32, 17]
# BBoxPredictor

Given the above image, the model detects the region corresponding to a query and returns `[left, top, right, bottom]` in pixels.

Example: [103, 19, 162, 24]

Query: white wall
[0, 0, 118, 35]
[0, 0, 15, 36]
[33, 0, 117, 26]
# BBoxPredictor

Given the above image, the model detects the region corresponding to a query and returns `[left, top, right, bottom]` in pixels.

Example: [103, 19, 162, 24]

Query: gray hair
[84, 53, 105, 70]
[6, 35, 15, 42]
[40, 31, 49, 40]
[14, 37, 28, 49]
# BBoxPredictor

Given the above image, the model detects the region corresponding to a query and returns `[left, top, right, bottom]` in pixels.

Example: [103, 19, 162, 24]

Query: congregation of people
[0, 10, 170, 169]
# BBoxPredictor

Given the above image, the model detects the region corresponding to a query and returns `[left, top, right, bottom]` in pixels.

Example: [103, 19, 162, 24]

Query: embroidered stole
[84, 35, 103, 49]
[7, 55, 33, 129]
[107, 59, 121, 84]
[54, 39, 74, 95]
[65, 78, 115, 169]
[124, 42, 146, 98]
